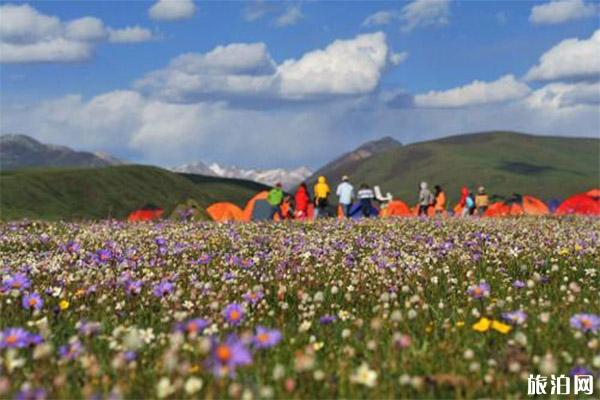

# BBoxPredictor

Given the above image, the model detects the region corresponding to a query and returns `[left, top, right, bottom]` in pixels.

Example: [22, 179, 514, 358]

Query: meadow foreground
[0, 217, 599, 399]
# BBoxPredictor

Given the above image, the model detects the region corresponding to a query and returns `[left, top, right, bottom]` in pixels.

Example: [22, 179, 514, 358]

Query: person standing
[434, 185, 446, 216]
[357, 183, 375, 217]
[294, 182, 310, 220]
[267, 183, 284, 220]
[418, 182, 434, 216]
[313, 176, 331, 218]
[475, 186, 489, 216]
[336, 175, 354, 217]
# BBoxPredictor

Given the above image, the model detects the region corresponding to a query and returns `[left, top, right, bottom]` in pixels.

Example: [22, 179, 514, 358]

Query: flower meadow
[0, 217, 599, 399]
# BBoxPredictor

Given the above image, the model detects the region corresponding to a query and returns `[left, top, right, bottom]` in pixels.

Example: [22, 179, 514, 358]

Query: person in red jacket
[294, 182, 310, 220]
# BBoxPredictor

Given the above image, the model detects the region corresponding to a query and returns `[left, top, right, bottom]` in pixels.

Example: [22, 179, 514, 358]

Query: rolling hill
[0, 134, 124, 170]
[0, 165, 269, 221]
[309, 131, 599, 205]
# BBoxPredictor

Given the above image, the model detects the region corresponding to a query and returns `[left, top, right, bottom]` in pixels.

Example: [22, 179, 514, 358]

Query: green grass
[312, 131, 599, 204]
[0, 165, 269, 221]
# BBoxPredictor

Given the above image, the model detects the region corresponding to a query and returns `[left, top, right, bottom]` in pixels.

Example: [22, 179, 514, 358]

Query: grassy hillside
[312, 131, 599, 205]
[0, 165, 269, 221]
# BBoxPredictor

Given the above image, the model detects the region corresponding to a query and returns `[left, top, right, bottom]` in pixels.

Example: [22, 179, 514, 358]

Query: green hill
[310, 131, 599, 205]
[0, 165, 269, 221]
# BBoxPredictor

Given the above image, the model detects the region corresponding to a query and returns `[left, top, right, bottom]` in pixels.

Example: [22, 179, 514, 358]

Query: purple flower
[59, 339, 83, 360]
[223, 303, 244, 326]
[502, 310, 527, 325]
[64, 241, 80, 253]
[22, 293, 43, 311]
[152, 280, 174, 298]
[570, 313, 600, 333]
[253, 326, 282, 349]
[3, 273, 31, 291]
[124, 280, 143, 296]
[14, 387, 46, 400]
[512, 280, 526, 289]
[0, 327, 31, 348]
[242, 291, 264, 305]
[195, 254, 212, 265]
[569, 366, 593, 377]
[155, 237, 167, 247]
[319, 315, 337, 325]
[124, 350, 137, 363]
[95, 249, 113, 264]
[207, 335, 252, 377]
[467, 282, 490, 299]
[77, 320, 101, 337]
[178, 318, 210, 335]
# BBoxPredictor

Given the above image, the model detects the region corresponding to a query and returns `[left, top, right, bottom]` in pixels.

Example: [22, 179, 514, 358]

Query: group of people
[266, 176, 491, 220]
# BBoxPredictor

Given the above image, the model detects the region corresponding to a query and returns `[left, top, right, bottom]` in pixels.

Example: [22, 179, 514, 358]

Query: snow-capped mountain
[172, 162, 313, 190]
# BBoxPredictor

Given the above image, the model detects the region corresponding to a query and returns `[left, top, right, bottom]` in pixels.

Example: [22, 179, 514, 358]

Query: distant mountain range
[310, 131, 599, 204]
[0, 134, 124, 170]
[172, 161, 312, 190]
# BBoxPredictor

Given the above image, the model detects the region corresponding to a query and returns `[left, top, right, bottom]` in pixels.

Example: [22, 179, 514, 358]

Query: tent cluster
[126, 188, 600, 223]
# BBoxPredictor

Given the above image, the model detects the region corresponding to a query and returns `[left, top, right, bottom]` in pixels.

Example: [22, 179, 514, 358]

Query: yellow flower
[59, 300, 70, 311]
[558, 248, 569, 255]
[313, 342, 324, 351]
[491, 320, 512, 334]
[472, 317, 491, 332]
[456, 321, 465, 327]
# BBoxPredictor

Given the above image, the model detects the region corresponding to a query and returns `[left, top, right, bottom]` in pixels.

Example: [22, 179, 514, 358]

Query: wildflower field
[1, 217, 599, 399]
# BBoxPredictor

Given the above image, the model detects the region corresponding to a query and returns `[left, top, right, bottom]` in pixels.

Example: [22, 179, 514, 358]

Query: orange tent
[378, 200, 410, 217]
[242, 191, 270, 221]
[206, 202, 244, 222]
[485, 195, 549, 217]
[484, 202, 511, 217]
[127, 208, 163, 222]
[556, 190, 600, 215]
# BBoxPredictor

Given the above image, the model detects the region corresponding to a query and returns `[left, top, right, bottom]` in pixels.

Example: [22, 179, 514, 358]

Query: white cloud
[0, 4, 62, 43]
[136, 32, 389, 101]
[0, 38, 92, 63]
[65, 17, 107, 41]
[108, 26, 154, 43]
[274, 5, 304, 27]
[530, 0, 597, 25]
[414, 75, 531, 108]
[149, 0, 196, 21]
[278, 32, 388, 98]
[362, 10, 395, 26]
[400, 0, 451, 32]
[134, 43, 277, 102]
[389, 51, 409, 66]
[242, 1, 273, 22]
[525, 81, 600, 109]
[526, 29, 600, 81]
[0, 3, 153, 63]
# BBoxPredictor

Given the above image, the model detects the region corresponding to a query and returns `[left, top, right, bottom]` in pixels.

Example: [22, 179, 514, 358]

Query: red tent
[127, 208, 163, 222]
[556, 190, 600, 215]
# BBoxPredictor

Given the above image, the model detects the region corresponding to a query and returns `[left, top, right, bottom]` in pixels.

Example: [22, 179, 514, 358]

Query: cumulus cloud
[526, 29, 600, 81]
[529, 0, 597, 25]
[148, 0, 196, 21]
[400, 0, 451, 32]
[389, 51, 409, 66]
[362, 10, 395, 26]
[278, 32, 388, 98]
[413, 75, 530, 108]
[525, 81, 600, 109]
[108, 26, 154, 43]
[274, 5, 304, 27]
[0, 3, 153, 63]
[135, 32, 390, 102]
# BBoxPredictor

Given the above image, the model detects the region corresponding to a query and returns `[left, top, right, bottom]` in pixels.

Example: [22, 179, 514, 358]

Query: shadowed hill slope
[0, 165, 269, 221]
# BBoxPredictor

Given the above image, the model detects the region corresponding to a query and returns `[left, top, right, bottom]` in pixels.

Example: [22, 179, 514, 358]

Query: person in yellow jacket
[313, 176, 331, 218]
[475, 186, 489, 216]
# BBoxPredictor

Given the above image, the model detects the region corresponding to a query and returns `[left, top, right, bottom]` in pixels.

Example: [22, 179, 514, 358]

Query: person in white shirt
[336, 175, 354, 217]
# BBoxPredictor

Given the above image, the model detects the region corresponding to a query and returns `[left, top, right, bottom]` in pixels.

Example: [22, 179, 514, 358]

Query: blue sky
[1, 0, 599, 168]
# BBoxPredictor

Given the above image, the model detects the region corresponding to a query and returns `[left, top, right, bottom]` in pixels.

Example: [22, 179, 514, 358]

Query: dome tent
[207, 202, 244, 222]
